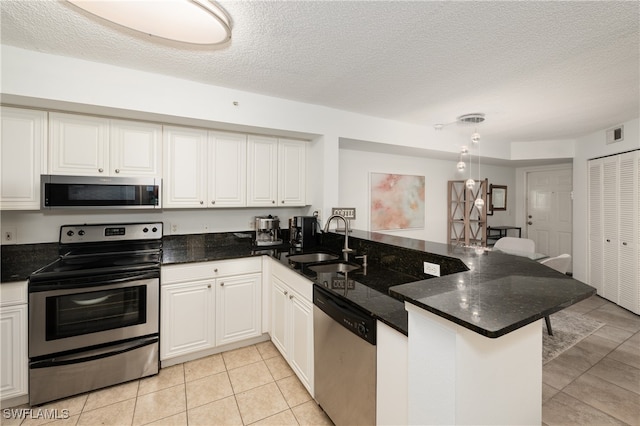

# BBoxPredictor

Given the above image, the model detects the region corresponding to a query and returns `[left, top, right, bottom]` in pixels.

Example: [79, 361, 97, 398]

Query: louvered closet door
[618, 152, 639, 314]
[602, 156, 619, 303]
[588, 160, 604, 295]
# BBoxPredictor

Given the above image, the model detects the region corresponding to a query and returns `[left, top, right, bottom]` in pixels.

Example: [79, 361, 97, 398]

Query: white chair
[539, 253, 572, 335]
[493, 237, 536, 253]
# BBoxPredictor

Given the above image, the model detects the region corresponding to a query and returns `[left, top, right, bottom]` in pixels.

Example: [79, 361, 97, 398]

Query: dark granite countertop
[1, 229, 596, 339]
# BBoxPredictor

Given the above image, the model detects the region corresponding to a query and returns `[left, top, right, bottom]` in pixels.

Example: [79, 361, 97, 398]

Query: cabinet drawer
[162, 257, 262, 284]
[0, 281, 27, 307]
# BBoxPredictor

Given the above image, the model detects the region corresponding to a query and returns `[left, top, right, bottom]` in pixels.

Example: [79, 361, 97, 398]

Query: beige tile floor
[5, 295, 639, 426]
[6, 341, 333, 426]
[542, 295, 640, 425]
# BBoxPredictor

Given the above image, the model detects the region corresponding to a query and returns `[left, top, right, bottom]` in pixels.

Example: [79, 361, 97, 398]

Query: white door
[270, 277, 289, 357]
[617, 152, 639, 313]
[288, 292, 313, 394]
[526, 167, 573, 263]
[208, 131, 247, 207]
[0, 305, 28, 401]
[215, 273, 261, 346]
[278, 139, 306, 206]
[0, 107, 47, 210]
[49, 112, 109, 176]
[163, 126, 208, 208]
[247, 135, 278, 207]
[110, 119, 162, 177]
[160, 281, 215, 360]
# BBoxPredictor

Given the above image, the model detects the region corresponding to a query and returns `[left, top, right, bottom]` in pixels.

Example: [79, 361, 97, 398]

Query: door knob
[528, 215, 532, 219]
[528, 221, 533, 225]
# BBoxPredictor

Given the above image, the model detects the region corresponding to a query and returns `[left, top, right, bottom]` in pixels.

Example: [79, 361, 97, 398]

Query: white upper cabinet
[109, 119, 162, 176]
[247, 135, 278, 206]
[208, 131, 247, 207]
[0, 107, 47, 210]
[163, 126, 208, 208]
[49, 112, 161, 177]
[163, 126, 247, 208]
[247, 135, 307, 207]
[278, 139, 307, 206]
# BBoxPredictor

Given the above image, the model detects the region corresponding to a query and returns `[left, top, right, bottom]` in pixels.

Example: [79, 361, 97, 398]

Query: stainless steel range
[28, 223, 162, 405]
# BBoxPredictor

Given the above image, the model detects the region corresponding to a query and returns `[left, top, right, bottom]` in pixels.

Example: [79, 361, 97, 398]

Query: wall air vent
[606, 125, 624, 144]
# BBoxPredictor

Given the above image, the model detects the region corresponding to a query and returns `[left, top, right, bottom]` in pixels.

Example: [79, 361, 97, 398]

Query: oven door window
[45, 285, 147, 340]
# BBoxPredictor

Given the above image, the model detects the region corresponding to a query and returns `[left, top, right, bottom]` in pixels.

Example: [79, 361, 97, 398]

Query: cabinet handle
[284, 291, 288, 296]
[281, 200, 285, 204]
[606, 239, 611, 242]
[207, 284, 211, 288]
[211, 201, 215, 205]
[200, 201, 204, 205]
[622, 242, 627, 246]
[214, 268, 218, 273]
[289, 295, 293, 300]
[98, 168, 104, 173]
[272, 200, 275, 204]
[115, 169, 120, 173]
[220, 282, 224, 286]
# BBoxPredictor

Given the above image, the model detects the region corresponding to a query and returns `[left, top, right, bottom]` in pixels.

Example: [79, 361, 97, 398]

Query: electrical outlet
[203, 224, 209, 232]
[2, 228, 17, 245]
[171, 223, 178, 234]
[423, 261, 440, 277]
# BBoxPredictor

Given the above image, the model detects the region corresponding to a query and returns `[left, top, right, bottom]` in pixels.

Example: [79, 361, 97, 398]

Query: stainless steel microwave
[41, 175, 161, 209]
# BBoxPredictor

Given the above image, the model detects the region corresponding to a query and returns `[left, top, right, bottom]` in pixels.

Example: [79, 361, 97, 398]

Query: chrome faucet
[323, 214, 353, 261]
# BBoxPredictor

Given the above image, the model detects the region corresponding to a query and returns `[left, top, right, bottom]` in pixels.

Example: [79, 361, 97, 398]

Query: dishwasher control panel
[313, 285, 376, 345]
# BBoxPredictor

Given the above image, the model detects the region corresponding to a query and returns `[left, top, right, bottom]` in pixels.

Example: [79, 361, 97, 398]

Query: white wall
[572, 117, 640, 283]
[339, 149, 517, 243]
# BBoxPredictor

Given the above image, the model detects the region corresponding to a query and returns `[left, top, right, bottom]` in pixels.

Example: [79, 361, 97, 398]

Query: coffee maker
[289, 216, 318, 249]
[254, 215, 283, 246]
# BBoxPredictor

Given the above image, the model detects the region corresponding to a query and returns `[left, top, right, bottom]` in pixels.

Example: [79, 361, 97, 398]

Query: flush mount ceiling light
[66, 0, 231, 45]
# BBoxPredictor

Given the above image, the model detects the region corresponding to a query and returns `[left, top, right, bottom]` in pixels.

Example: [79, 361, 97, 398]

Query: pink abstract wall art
[370, 173, 425, 231]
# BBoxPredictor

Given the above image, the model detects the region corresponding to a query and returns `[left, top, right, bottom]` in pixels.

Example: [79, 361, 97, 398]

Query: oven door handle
[30, 270, 159, 292]
[30, 336, 158, 368]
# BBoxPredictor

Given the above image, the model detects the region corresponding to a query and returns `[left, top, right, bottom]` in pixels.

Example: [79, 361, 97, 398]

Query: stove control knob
[66, 230, 74, 237]
[143, 227, 149, 233]
[78, 230, 85, 236]
[357, 324, 367, 336]
[152, 227, 158, 233]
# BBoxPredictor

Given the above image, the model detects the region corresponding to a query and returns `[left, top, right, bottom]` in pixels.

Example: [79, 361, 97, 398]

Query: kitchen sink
[308, 262, 360, 274]
[288, 253, 339, 263]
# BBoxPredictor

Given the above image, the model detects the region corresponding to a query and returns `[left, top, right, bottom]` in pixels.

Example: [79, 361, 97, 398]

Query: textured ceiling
[1, 0, 639, 145]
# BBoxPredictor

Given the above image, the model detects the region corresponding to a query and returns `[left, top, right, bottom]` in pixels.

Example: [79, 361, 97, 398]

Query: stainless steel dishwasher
[313, 285, 377, 426]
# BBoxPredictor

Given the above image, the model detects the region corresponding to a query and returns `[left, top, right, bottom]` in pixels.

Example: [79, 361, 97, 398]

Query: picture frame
[490, 184, 507, 211]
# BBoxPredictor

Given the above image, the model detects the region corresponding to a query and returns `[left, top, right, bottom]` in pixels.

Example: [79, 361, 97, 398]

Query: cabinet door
[49, 112, 109, 176]
[208, 131, 247, 207]
[1, 107, 47, 210]
[270, 277, 289, 357]
[216, 273, 262, 346]
[0, 304, 28, 401]
[110, 119, 162, 177]
[163, 126, 208, 208]
[247, 135, 278, 207]
[161, 280, 215, 360]
[288, 292, 313, 394]
[278, 139, 306, 206]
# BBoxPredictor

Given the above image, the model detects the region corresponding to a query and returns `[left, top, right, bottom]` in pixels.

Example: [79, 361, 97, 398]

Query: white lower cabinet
[161, 257, 262, 361]
[0, 281, 28, 404]
[215, 273, 262, 346]
[269, 260, 314, 395]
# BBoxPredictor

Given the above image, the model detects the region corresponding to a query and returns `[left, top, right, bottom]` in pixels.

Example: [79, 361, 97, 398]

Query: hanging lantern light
[474, 198, 485, 210]
[457, 161, 466, 172]
[471, 132, 480, 144]
[465, 178, 475, 190]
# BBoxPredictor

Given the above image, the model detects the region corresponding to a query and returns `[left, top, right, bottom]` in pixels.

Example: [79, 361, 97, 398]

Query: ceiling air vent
[606, 125, 624, 144]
